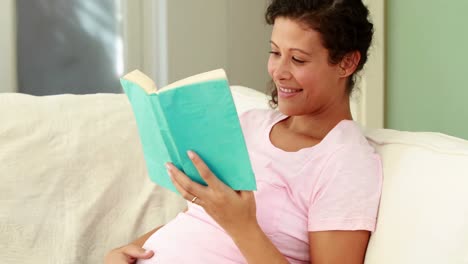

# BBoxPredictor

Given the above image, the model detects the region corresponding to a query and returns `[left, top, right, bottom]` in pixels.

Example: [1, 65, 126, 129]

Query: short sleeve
[308, 146, 382, 232]
[239, 109, 254, 127]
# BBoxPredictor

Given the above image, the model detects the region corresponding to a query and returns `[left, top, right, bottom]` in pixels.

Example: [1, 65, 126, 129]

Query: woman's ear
[339, 51, 361, 77]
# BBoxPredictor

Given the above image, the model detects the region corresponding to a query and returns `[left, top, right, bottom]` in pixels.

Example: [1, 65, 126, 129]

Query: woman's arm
[231, 229, 371, 264]
[309, 230, 370, 264]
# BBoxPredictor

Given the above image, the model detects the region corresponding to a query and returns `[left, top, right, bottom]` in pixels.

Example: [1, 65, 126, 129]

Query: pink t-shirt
[138, 109, 382, 264]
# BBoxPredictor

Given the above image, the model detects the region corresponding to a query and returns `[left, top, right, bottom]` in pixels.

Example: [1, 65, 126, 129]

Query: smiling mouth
[278, 87, 303, 93]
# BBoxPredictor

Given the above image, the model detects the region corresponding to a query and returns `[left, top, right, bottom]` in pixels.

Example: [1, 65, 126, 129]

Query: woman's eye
[269, 51, 280, 56]
[292, 57, 305, 64]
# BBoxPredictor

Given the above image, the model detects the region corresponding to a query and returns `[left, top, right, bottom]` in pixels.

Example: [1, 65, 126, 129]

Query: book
[120, 69, 256, 193]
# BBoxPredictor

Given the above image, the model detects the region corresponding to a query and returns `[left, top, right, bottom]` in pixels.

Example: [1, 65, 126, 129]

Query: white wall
[226, 0, 272, 92]
[360, 0, 385, 129]
[164, 0, 270, 92]
[0, 0, 17, 93]
[167, 0, 229, 83]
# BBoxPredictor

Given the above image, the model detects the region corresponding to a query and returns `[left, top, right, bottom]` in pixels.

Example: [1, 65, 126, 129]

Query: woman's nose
[273, 59, 292, 81]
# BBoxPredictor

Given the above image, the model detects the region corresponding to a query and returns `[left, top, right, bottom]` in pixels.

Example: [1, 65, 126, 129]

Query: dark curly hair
[265, 0, 374, 108]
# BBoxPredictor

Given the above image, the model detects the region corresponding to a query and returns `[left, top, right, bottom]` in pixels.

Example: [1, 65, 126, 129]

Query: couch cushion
[364, 129, 468, 264]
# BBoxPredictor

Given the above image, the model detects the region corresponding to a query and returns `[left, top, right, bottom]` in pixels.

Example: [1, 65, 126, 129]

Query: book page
[122, 70, 158, 94]
[160, 69, 227, 92]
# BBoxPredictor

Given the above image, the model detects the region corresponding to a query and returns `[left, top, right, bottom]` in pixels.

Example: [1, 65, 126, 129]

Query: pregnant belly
[137, 212, 245, 264]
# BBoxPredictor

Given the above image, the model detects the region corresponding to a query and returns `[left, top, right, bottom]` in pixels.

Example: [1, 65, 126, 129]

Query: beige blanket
[0, 86, 269, 264]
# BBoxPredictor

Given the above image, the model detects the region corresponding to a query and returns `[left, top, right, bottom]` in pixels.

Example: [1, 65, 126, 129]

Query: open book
[120, 69, 256, 193]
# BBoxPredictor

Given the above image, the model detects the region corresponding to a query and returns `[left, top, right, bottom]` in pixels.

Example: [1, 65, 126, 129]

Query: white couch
[1, 86, 467, 264]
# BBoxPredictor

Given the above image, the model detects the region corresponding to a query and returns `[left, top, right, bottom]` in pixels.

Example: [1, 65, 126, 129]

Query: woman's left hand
[166, 150, 258, 238]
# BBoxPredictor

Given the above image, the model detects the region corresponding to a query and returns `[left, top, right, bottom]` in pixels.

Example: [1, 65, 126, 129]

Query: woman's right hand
[104, 244, 154, 264]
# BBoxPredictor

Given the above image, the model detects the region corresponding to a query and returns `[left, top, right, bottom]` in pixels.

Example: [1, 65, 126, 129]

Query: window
[16, 0, 124, 95]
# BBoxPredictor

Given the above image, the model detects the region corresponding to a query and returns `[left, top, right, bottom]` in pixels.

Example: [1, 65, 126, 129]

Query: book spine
[150, 96, 183, 168]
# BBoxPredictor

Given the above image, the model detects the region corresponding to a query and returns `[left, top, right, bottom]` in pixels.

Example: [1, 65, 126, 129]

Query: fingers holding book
[166, 161, 207, 207]
[167, 150, 259, 238]
[186, 150, 226, 190]
[165, 150, 230, 207]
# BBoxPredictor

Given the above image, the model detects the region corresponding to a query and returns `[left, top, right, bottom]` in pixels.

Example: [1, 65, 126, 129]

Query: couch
[1, 86, 467, 264]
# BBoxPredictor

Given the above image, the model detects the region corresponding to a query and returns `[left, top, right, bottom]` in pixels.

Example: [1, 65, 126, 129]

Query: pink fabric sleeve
[308, 146, 382, 232]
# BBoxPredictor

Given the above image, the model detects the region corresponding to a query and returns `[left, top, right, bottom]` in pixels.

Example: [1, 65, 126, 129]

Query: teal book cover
[120, 69, 256, 193]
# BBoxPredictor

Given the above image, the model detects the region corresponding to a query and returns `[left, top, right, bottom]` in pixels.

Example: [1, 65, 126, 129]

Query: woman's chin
[277, 103, 302, 117]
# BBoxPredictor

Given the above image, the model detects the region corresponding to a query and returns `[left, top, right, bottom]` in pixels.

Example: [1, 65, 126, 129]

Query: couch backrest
[364, 129, 468, 264]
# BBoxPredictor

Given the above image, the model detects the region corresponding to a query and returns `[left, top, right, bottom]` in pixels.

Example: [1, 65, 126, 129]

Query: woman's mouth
[278, 86, 303, 98]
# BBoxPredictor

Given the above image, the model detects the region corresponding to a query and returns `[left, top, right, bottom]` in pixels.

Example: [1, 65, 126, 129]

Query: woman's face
[268, 17, 348, 117]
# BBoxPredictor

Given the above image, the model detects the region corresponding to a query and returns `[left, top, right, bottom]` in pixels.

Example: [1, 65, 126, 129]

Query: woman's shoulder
[308, 122, 382, 193]
[313, 120, 381, 172]
[323, 120, 375, 151]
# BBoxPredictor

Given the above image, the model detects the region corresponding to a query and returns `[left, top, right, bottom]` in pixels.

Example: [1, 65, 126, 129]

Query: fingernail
[165, 162, 171, 170]
[187, 150, 195, 159]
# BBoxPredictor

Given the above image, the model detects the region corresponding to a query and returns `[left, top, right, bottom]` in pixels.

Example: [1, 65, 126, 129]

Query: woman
[105, 0, 382, 263]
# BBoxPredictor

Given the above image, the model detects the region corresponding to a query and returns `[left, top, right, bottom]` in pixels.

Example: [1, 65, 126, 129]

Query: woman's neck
[284, 99, 353, 139]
